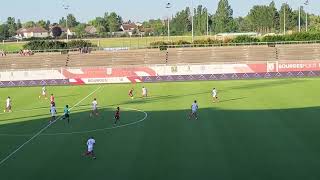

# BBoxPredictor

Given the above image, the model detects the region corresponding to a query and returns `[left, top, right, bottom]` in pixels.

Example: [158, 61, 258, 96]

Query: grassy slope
[0, 43, 24, 52]
[0, 78, 320, 180]
[0, 36, 211, 52]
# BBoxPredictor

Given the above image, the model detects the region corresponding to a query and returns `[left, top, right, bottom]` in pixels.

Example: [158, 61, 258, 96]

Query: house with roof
[120, 23, 137, 36]
[85, 26, 97, 35]
[16, 27, 49, 39]
[59, 27, 76, 37]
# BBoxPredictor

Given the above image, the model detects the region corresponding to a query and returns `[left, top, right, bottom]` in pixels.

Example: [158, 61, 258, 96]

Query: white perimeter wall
[0, 70, 65, 81]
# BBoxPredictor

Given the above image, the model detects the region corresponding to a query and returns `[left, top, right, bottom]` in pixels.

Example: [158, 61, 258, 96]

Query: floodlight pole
[166, 3, 172, 42]
[206, 9, 209, 36]
[298, 6, 301, 32]
[191, 0, 194, 42]
[304, 1, 309, 32]
[283, 3, 286, 35]
[63, 4, 70, 42]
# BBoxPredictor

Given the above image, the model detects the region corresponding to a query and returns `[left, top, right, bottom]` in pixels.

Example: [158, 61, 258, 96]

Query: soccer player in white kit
[189, 100, 199, 120]
[90, 98, 98, 117]
[39, 86, 47, 99]
[5, 97, 12, 112]
[50, 102, 57, 123]
[142, 86, 148, 97]
[212, 88, 219, 103]
[83, 137, 96, 159]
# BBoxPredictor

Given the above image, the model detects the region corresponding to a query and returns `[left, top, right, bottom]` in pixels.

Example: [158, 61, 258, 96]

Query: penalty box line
[0, 86, 103, 167]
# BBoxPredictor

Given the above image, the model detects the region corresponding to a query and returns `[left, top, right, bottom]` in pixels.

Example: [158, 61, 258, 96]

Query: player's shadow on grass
[218, 97, 247, 103]
[0, 107, 144, 135]
[113, 91, 212, 106]
[1, 106, 320, 180]
[0, 114, 50, 122]
[55, 94, 81, 98]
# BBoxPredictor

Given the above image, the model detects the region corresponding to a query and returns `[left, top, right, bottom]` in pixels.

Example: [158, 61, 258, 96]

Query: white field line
[0, 86, 102, 167]
[42, 108, 147, 136]
[0, 107, 64, 115]
[0, 107, 147, 137]
[0, 105, 98, 117]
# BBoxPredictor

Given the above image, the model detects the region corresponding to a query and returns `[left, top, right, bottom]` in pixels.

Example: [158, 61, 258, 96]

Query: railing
[1, 40, 320, 54]
[1, 59, 320, 72]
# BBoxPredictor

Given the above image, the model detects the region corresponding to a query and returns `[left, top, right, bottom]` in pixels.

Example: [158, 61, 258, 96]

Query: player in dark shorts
[114, 107, 120, 125]
[63, 105, 70, 123]
[128, 88, 134, 99]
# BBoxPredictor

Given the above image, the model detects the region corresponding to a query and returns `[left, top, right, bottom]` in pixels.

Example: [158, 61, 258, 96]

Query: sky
[0, 0, 319, 23]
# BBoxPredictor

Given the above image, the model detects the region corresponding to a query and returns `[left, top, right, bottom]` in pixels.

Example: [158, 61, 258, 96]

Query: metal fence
[1, 38, 320, 54]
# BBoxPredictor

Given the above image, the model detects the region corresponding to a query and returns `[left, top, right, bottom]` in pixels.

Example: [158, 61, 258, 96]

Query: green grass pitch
[0, 78, 320, 180]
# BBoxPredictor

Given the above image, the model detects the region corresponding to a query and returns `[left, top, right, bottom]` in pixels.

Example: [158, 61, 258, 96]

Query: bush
[231, 36, 260, 43]
[262, 32, 320, 42]
[172, 40, 191, 45]
[23, 40, 67, 50]
[193, 38, 222, 45]
[23, 40, 96, 50]
[67, 40, 96, 48]
[150, 41, 169, 47]
[261, 35, 285, 42]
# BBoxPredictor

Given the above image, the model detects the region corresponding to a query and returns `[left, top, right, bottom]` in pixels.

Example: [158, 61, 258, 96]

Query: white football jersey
[50, 106, 56, 115]
[142, 88, 147, 94]
[87, 138, 96, 147]
[6, 98, 11, 106]
[191, 103, 198, 111]
[92, 100, 98, 109]
[212, 89, 217, 96]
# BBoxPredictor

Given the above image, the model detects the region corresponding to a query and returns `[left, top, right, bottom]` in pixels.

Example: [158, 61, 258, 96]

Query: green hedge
[150, 33, 320, 48]
[230, 36, 260, 43]
[193, 38, 222, 44]
[67, 40, 95, 48]
[262, 32, 320, 42]
[23, 40, 96, 50]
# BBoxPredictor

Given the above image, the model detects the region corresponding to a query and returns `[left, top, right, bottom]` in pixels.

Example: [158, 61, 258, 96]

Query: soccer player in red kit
[128, 88, 134, 99]
[50, 94, 55, 104]
[114, 107, 120, 125]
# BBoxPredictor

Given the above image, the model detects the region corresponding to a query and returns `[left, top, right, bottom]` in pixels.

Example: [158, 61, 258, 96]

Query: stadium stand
[0, 44, 319, 70]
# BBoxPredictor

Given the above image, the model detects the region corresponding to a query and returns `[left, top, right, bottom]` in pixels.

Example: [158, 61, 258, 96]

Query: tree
[235, 17, 251, 32]
[67, 14, 79, 28]
[59, 17, 66, 27]
[170, 7, 191, 35]
[16, 19, 22, 29]
[74, 23, 86, 38]
[51, 26, 62, 38]
[309, 15, 320, 32]
[0, 24, 9, 40]
[37, 20, 47, 29]
[269, 1, 280, 32]
[247, 4, 276, 33]
[59, 14, 78, 28]
[7, 17, 17, 37]
[23, 21, 36, 28]
[279, 3, 295, 34]
[193, 5, 208, 35]
[46, 20, 51, 30]
[89, 17, 108, 34]
[212, 0, 236, 33]
[105, 12, 122, 33]
[143, 19, 165, 36]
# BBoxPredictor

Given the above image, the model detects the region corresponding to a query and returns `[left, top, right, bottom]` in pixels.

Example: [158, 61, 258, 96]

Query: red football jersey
[50, 96, 55, 102]
[115, 110, 120, 116]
